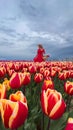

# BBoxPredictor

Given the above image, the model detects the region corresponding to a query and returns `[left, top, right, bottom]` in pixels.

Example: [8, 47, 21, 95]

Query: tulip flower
[58, 71, 69, 80]
[43, 69, 50, 79]
[9, 72, 23, 89]
[13, 63, 20, 71]
[3, 78, 10, 91]
[39, 67, 45, 74]
[41, 89, 66, 119]
[50, 67, 57, 77]
[22, 72, 31, 85]
[64, 81, 73, 95]
[69, 70, 73, 78]
[6, 62, 14, 69]
[28, 65, 37, 74]
[9, 91, 27, 103]
[42, 79, 54, 91]
[22, 67, 28, 73]
[8, 69, 15, 77]
[0, 83, 6, 99]
[0, 97, 28, 129]
[64, 117, 73, 130]
[0, 67, 6, 78]
[34, 73, 43, 83]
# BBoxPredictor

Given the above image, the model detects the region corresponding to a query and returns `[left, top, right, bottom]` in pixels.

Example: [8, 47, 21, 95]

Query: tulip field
[0, 60, 73, 130]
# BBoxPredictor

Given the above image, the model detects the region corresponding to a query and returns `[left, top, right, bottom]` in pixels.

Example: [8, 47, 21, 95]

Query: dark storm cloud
[0, 0, 73, 60]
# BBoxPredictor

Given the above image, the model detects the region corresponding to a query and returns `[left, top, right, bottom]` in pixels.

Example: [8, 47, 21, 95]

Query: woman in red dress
[33, 44, 49, 62]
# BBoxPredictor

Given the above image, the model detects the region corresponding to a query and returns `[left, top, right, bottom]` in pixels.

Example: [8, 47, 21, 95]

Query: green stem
[66, 95, 72, 111]
[47, 118, 51, 130]
[42, 113, 44, 130]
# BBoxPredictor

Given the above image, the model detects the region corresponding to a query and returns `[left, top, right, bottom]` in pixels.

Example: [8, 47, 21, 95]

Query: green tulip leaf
[49, 112, 69, 130]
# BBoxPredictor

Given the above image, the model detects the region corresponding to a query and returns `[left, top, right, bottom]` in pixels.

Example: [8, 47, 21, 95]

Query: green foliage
[0, 118, 9, 130]
[49, 112, 69, 130]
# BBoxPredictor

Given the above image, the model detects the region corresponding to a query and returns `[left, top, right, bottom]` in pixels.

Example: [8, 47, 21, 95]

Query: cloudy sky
[0, 0, 73, 60]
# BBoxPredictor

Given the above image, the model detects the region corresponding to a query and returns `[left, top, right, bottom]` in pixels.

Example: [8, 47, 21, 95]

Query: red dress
[33, 48, 45, 62]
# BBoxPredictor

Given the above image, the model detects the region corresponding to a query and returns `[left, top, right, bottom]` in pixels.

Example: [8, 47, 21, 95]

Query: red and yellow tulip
[41, 88, 66, 119]
[28, 65, 37, 74]
[64, 81, 73, 95]
[9, 91, 27, 103]
[42, 79, 54, 91]
[34, 73, 43, 83]
[65, 117, 73, 130]
[0, 91, 28, 129]
[0, 83, 6, 99]
[22, 72, 31, 85]
[9, 72, 23, 89]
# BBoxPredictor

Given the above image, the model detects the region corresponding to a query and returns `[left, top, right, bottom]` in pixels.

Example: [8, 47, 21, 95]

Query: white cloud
[15, 21, 30, 34]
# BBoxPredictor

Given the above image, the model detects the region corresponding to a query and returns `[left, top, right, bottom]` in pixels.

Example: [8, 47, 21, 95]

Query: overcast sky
[0, 0, 73, 60]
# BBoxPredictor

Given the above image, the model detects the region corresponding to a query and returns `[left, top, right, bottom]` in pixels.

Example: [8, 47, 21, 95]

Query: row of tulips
[0, 61, 73, 130]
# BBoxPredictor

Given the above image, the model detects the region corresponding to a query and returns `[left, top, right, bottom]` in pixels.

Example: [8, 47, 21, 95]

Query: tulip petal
[0, 99, 15, 128]
[9, 101, 28, 129]
[49, 100, 66, 119]
[65, 118, 73, 130]
[41, 90, 48, 115]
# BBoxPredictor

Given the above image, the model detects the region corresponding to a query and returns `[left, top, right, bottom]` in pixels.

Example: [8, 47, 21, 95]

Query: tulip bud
[13, 63, 20, 71]
[43, 69, 50, 78]
[64, 81, 73, 95]
[42, 79, 54, 91]
[0, 84, 6, 99]
[69, 70, 73, 78]
[34, 73, 43, 83]
[9, 91, 27, 103]
[58, 71, 69, 80]
[8, 69, 15, 77]
[9, 72, 23, 89]
[40, 67, 45, 74]
[0, 67, 6, 78]
[50, 68, 57, 77]
[28, 65, 37, 74]
[65, 118, 73, 130]
[22, 72, 31, 85]
[0, 98, 28, 129]
[41, 89, 66, 119]
[3, 78, 10, 91]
